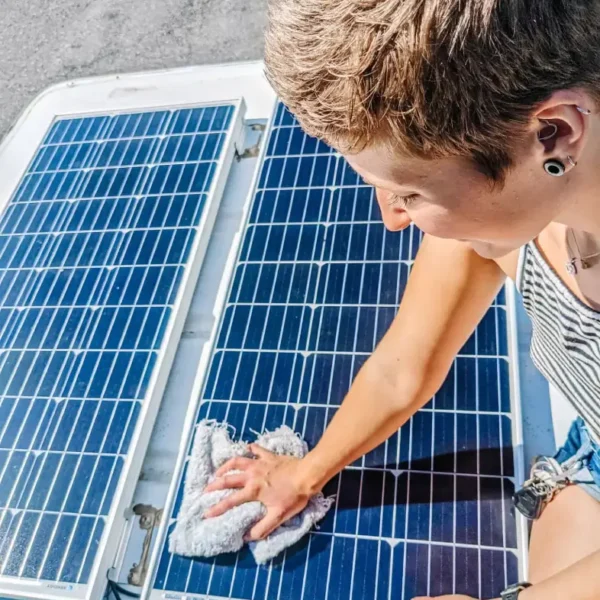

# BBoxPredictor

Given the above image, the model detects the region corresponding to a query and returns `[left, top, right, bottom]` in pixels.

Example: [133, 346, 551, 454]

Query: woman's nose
[375, 187, 413, 232]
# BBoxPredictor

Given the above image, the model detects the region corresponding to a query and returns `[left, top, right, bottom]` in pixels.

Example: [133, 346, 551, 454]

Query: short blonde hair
[265, 0, 600, 180]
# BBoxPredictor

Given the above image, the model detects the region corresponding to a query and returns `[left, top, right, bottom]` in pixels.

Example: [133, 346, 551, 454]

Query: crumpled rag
[169, 419, 334, 564]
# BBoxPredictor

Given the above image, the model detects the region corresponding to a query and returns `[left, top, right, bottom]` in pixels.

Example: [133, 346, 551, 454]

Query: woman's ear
[532, 89, 591, 168]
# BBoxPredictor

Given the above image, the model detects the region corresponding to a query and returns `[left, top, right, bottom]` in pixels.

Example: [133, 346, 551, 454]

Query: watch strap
[501, 582, 532, 600]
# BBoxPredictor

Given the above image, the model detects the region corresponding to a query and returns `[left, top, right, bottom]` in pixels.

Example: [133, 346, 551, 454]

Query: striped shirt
[517, 241, 600, 440]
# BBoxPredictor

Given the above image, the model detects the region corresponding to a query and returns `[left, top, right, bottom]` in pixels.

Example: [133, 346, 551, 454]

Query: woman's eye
[387, 193, 418, 208]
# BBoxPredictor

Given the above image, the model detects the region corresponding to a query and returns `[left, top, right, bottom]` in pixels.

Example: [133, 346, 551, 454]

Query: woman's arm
[296, 234, 506, 491]
[416, 548, 600, 600]
[204, 234, 506, 539]
[520, 550, 600, 600]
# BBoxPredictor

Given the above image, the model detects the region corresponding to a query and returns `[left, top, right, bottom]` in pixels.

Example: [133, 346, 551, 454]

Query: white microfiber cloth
[169, 419, 334, 564]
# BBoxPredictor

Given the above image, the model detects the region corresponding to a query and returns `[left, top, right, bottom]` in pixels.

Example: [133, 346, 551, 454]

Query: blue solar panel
[0, 103, 237, 596]
[150, 103, 520, 599]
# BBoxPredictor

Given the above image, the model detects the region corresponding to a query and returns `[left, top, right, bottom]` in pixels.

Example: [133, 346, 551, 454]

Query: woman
[204, 1, 600, 598]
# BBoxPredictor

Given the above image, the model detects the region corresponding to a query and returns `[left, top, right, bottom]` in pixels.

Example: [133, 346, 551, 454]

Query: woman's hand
[203, 444, 318, 541]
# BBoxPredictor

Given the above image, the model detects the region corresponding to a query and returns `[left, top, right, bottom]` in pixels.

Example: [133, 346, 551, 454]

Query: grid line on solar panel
[149, 102, 520, 599]
[0, 103, 237, 593]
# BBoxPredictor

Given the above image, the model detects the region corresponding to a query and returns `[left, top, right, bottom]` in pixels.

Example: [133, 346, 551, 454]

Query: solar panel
[0, 102, 242, 600]
[147, 102, 523, 600]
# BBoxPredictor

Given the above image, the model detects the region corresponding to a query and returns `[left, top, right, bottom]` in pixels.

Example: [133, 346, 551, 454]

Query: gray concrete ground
[0, 0, 267, 139]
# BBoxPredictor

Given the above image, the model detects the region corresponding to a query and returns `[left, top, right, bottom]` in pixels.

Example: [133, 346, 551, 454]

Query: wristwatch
[500, 582, 532, 599]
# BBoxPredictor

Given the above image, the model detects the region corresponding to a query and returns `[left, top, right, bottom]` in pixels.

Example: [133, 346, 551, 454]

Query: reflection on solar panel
[149, 103, 520, 599]
[0, 103, 239, 599]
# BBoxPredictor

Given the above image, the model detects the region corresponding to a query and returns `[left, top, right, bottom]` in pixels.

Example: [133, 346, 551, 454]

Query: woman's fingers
[204, 473, 247, 493]
[214, 447, 274, 479]
[215, 456, 255, 477]
[203, 488, 254, 519]
[245, 509, 285, 541]
[204, 452, 307, 541]
[249, 443, 274, 460]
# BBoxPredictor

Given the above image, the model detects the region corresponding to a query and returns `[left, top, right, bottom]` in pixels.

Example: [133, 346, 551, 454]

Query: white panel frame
[0, 61, 274, 600]
[506, 281, 530, 579]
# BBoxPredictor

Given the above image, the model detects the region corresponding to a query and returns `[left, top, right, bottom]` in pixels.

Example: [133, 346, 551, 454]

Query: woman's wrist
[296, 450, 335, 496]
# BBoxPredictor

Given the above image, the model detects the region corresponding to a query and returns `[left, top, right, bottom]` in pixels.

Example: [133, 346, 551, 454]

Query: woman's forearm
[296, 237, 506, 494]
[297, 356, 427, 493]
[520, 549, 600, 600]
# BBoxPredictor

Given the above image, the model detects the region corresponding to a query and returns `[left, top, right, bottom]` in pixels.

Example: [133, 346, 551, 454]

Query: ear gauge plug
[543, 159, 566, 176]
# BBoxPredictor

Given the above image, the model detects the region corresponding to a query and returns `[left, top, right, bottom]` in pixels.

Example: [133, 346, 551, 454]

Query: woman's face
[345, 140, 568, 259]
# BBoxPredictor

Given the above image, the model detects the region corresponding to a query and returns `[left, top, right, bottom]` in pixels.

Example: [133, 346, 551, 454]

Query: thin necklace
[566, 229, 600, 274]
